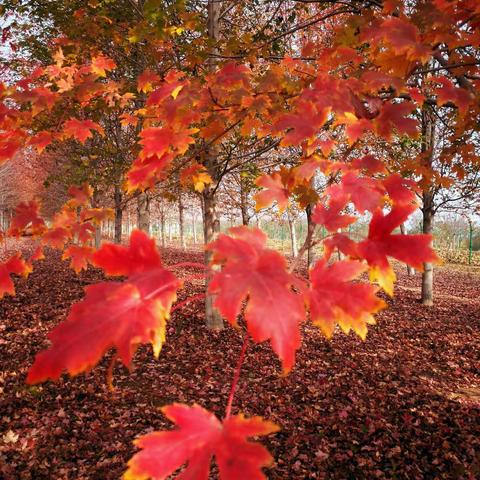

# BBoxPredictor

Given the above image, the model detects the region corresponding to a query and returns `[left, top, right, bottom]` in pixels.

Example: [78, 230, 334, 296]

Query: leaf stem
[225, 334, 249, 420]
[170, 293, 206, 313]
[169, 262, 208, 270]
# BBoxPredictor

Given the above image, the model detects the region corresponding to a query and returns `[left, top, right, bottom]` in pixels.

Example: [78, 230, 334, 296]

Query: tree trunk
[203, 188, 223, 329]
[306, 204, 315, 267]
[192, 211, 197, 244]
[114, 185, 123, 244]
[201, 0, 223, 330]
[287, 210, 298, 257]
[178, 192, 186, 250]
[159, 201, 166, 248]
[421, 198, 434, 306]
[136, 192, 150, 234]
[92, 189, 102, 249]
[240, 175, 250, 226]
[420, 107, 436, 306]
[400, 223, 415, 275]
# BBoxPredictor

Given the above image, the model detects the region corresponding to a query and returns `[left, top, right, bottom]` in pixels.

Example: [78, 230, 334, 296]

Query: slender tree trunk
[287, 210, 298, 257]
[159, 201, 166, 248]
[421, 197, 434, 305]
[178, 192, 186, 250]
[240, 176, 249, 226]
[114, 184, 123, 244]
[306, 204, 315, 267]
[92, 189, 101, 248]
[203, 188, 223, 329]
[420, 107, 436, 306]
[202, 0, 223, 330]
[136, 192, 150, 234]
[400, 223, 415, 275]
[192, 211, 197, 244]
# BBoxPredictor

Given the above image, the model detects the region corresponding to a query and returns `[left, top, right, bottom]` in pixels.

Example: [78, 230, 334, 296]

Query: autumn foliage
[0, 0, 478, 477]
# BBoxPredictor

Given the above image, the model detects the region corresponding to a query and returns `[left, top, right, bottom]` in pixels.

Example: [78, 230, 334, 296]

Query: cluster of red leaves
[0, 248, 478, 479]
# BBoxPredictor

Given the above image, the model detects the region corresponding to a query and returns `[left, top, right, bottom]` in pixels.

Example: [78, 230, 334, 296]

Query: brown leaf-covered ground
[0, 243, 479, 479]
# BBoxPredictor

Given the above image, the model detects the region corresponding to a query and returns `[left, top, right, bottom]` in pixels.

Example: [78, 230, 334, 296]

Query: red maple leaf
[309, 259, 385, 340]
[7, 200, 46, 236]
[312, 193, 356, 232]
[254, 168, 294, 212]
[42, 227, 72, 249]
[125, 404, 279, 480]
[332, 172, 385, 214]
[27, 230, 181, 384]
[207, 227, 305, 372]
[374, 102, 418, 140]
[0, 254, 31, 299]
[0, 130, 24, 165]
[72, 222, 95, 244]
[137, 69, 161, 93]
[28, 130, 53, 153]
[272, 102, 329, 147]
[383, 173, 419, 205]
[357, 204, 440, 294]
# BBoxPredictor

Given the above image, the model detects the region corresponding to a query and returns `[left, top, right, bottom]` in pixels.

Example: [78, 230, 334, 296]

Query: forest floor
[0, 241, 479, 479]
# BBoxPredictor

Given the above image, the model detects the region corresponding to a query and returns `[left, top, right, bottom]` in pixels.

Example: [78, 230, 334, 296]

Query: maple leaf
[137, 69, 160, 93]
[180, 163, 212, 193]
[332, 172, 385, 214]
[0, 130, 24, 165]
[139, 127, 196, 158]
[272, 102, 329, 147]
[80, 207, 114, 225]
[351, 155, 387, 174]
[125, 403, 279, 480]
[120, 113, 139, 128]
[374, 102, 418, 140]
[67, 183, 93, 208]
[90, 55, 116, 77]
[344, 116, 373, 144]
[28, 131, 53, 153]
[432, 77, 471, 113]
[31, 246, 45, 262]
[126, 154, 174, 192]
[27, 230, 181, 384]
[72, 222, 95, 244]
[383, 174, 418, 206]
[0, 254, 32, 299]
[207, 227, 305, 373]
[62, 245, 94, 273]
[42, 227, 72, 249]
[63, 119, 104, 143]
[309, 259, 385, 340]
[8, 200, 46, 236]
[357, 205, 440, 295]
[254, 168, 294, 212]
[312, 193, 356, 232]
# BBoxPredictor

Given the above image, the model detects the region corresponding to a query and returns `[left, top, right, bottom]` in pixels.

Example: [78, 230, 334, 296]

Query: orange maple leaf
[90, 55, 116, 77]
[62, 245, 94, 273]
[63, 119, 104, 143]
